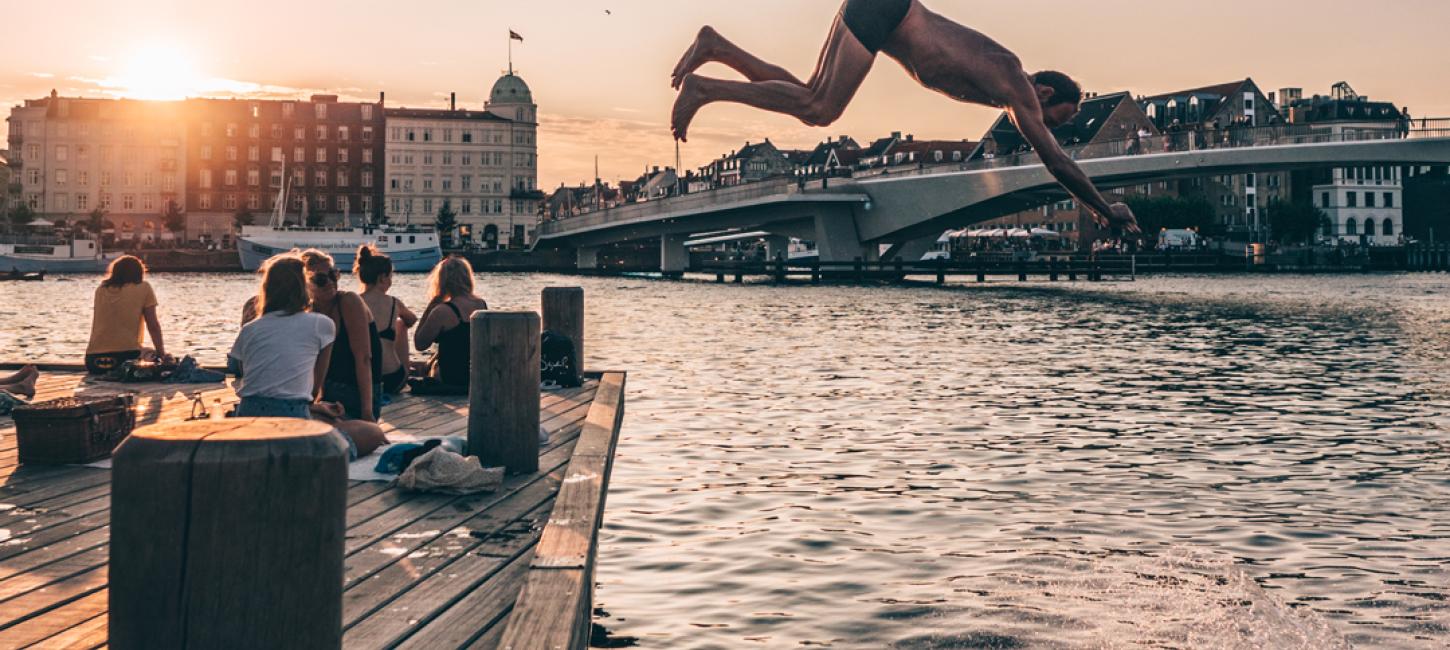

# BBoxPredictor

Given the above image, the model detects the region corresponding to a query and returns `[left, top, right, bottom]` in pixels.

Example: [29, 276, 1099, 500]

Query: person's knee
[337, 420, 388, 458]
[801, 98, 845, 127]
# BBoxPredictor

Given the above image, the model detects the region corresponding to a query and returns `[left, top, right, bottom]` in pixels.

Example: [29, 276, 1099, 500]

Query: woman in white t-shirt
[229, 254, 335, 419]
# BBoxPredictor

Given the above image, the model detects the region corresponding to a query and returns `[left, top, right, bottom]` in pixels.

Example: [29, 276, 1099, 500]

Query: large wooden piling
[542, 287, 586, 372]
[110, 418, 348, 650]
[469, 311, 542, 475]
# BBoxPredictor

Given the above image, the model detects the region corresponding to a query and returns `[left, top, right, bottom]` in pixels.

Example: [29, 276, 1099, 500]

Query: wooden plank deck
[0, 369, 626, 649]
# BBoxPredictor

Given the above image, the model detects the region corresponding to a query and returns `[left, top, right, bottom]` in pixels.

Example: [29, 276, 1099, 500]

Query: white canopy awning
[1031, 228, 1061, 238]
[1007, 228, 1032, 238]
[27, 218, 54, 227]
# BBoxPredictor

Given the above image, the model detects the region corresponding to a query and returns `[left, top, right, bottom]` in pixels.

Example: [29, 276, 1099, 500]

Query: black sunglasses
[310, 270, 339, 287]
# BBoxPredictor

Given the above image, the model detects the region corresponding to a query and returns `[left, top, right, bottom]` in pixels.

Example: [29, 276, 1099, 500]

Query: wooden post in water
[110, 419, 347, 650]
[1068, 260, 1078, 281]
[936, 258, 946, 285]
[542, 287, 585, 373]
[811, 261, 821, 284]
[1049, 258, 1059, 281]
[1017, 261, 1027, 282]
[976, 258, 986, 283]
[469, 311, 541, 475]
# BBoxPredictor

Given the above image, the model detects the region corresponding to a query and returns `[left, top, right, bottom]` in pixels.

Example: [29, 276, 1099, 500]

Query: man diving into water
[671, 0, 1141, 233]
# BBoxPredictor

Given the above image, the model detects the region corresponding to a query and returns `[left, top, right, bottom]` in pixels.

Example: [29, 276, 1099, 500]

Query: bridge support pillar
[575, 246, 601, 271]
[814, 208, 865, 264]
[661, 234, 689, 276]
[764, 236, 790, 262]
[883, 236, 938, 263]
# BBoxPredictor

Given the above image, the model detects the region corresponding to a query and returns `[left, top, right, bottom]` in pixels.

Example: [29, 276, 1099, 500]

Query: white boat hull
[237, 227, 442, 272]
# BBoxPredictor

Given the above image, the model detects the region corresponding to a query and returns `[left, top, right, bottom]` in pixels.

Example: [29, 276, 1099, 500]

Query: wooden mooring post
[110, 419, 348, 649]
[542, 287, 585, 372]
[469, 311, 542, 475]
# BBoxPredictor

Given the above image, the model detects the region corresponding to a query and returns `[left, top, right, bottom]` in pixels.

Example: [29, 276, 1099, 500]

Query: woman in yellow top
[84, 255, 167, 375]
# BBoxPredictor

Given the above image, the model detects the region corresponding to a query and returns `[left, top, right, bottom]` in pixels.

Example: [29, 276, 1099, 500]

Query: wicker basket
[13, 395, 137, 464]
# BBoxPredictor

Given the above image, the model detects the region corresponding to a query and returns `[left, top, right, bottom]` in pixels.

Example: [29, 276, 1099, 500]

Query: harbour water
[2, 273, 1447, 648]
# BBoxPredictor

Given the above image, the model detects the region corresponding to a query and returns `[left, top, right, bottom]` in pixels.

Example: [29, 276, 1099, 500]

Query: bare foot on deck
[2, 374, 37, 400]
[671, 26, 723, 90]
[672, 74, 708, 142]
[0, 365, 38, 385]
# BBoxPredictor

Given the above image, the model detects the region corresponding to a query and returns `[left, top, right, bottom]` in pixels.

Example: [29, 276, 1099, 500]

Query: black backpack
[540, 330, 582, 389]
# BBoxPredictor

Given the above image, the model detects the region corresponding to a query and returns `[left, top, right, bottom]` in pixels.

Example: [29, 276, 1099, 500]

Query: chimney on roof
[906, 134, 914, 142]
[450, 92, 456, 111]
[379, 91, 385, 105]
[891, 131, 901, 139]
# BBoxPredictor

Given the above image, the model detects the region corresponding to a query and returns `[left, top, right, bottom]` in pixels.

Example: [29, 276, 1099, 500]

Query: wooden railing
[498, 370, 628, 650]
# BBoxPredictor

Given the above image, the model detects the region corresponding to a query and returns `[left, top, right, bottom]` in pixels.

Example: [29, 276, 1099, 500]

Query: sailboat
[236, 157, 443, 272]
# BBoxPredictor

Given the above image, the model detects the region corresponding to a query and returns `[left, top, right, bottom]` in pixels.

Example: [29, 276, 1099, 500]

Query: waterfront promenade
[0, 368, 625, 649]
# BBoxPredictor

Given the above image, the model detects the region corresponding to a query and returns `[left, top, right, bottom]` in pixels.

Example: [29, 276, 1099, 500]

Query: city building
[5, 91, 187, 242]
[796, 136, 861, 177]
[1137, 79, 1289, 238]
[183, 94, 385, 244]
[0, 151, 11, 216]
[881, 137, 976, 169]
[700, 140, 792, 187]
[1287, 83, 1406, 244]
[383, 74, 539, 248]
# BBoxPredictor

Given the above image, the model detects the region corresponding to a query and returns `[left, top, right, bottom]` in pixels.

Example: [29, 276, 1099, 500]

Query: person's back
[230, 311, 335, 403]
[86, 255, 165, 375]
[433, 295, 487, 386]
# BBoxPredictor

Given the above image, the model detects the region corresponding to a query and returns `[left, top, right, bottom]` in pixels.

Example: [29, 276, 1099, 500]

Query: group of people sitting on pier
[46, 248, 492, 460]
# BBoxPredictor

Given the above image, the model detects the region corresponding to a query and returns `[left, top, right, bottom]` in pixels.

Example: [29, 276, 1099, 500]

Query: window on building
[423, 199, 433, 213]
[223, 194, 237, 210]
[225, 170, 238, 186]
[423, 153, 433, 165]
[423, 129, 432, 142]
[1364, 218, 1377, 236]
[272, 124, 283, 139]
[249, 123, 260, 138]
[338, 126, 350, 142]
[101, 193, 113, 210]
[142, 195, 154, 211]
[361, 105, 373, 121]
[55, 169, 68, 186]
[1384, 193, 1394, 208]
[295, 126, 305, 140]
[199, 170, 212, 189]
[362, 149, 373, 164]
[423, 178, 433, 191]
[315, 125, 327, 140]
[1321, 192, 1330, 208]
[1384, 218, 1395, 236]
[361, 196, 372, 214]
[270, 168, 283, 188]
[76, 193, 89, 211]
[247, 145, 258, 162]
[271, 147, 283, 163]
[337, 170, 348, 187]
[282, 102, 295, 118]
[443, 152, 452, 165]
[248, 169, 260, 186]
[338, 148, 348, 164]
[1347, 192, 1358, 207]
[54, 194, 68, 211]
[316, 147, 327, 163]
[462, 131, 473, 143]
[1245, 173, 1255, 188]
[1345, 218, 1358, 235]
[315, 103, 327, 120]
[442, 178, 452, 191]
[122, 194, 135, 210]
[201, 145, 213, 161]
[362, 171, 372, 188]
[362, 127, 374, 143]
[315, 170, 327, 187]
[462, 153, 472, 166]
[226, 146, 237, 161]
[248, 193, 260, 210]
[1366, 192, 1376, 208]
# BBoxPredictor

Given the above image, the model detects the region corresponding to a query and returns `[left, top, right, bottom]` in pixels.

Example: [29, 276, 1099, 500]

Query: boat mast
[271, 156, 290, 228]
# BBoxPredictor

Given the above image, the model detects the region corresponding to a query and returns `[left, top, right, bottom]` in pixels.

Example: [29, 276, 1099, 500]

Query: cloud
[612, 107, 640, 113]
[88, 55, 109, 62]
[29, 72, 53, 79]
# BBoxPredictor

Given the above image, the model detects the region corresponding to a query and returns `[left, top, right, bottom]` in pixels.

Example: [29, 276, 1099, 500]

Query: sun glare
[114, 45, 202, 100]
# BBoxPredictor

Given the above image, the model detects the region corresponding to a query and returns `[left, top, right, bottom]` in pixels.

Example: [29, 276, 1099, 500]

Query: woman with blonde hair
[414, 256, 488, 389]
[85, 255, 167, 374]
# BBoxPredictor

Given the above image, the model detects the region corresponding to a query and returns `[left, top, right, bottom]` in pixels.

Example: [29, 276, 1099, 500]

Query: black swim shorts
[841, 0, 912, 54]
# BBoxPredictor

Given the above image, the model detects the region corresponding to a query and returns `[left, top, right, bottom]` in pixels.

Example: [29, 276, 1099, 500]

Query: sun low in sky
[108, 45, 204, 101]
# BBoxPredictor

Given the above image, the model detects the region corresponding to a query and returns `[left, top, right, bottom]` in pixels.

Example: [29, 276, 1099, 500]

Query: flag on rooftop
[510, 30, 523, 42]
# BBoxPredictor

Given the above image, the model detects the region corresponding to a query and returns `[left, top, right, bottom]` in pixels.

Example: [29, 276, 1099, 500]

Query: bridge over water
[536, 122, 1450, 271]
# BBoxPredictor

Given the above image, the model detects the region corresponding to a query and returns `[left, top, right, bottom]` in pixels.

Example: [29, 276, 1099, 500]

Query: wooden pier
[0, 367, 625, 649]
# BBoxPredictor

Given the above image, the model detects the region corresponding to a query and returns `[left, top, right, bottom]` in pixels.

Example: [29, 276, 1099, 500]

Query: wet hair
[426, 256, 475, 304]
[101, 255, 146, 288]
[257, 254, 309, 316]
[1032, 71, 1082, 108]
[355, 244, 393, 285]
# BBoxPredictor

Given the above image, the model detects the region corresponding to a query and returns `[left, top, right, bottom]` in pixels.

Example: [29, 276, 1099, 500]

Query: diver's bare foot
[672, 26, 722, 90]
[672, 74, 708, 142]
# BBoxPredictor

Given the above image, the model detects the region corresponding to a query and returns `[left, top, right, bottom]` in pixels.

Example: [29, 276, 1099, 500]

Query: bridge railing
[538, 178, 804, 236]
[541, 118, 1450, 231]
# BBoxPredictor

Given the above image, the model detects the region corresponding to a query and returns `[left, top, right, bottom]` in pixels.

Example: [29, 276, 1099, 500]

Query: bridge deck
[0, 369, 626, 649]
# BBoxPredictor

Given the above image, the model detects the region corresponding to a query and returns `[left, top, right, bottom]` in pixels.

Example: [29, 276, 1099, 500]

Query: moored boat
[0, 236, 114, 273]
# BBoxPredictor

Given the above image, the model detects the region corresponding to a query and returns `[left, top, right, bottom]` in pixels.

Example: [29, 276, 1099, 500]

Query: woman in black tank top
[304, 251, 382, 421]
[414, 257, 488, 389]
[356, 245, 418, 395]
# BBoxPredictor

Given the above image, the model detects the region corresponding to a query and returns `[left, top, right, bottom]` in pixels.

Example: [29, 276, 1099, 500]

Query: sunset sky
[5, 0, 1450, 188]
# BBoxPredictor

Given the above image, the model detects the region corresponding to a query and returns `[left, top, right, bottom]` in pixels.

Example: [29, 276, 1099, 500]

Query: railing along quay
[694, 257, 1139, 284]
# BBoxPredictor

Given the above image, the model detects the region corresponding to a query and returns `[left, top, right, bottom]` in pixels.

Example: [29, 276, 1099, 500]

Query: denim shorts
[235, 396, 357, 461]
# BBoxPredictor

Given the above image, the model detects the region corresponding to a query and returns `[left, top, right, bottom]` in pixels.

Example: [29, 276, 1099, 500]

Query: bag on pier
[540, 330, 582, 390]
